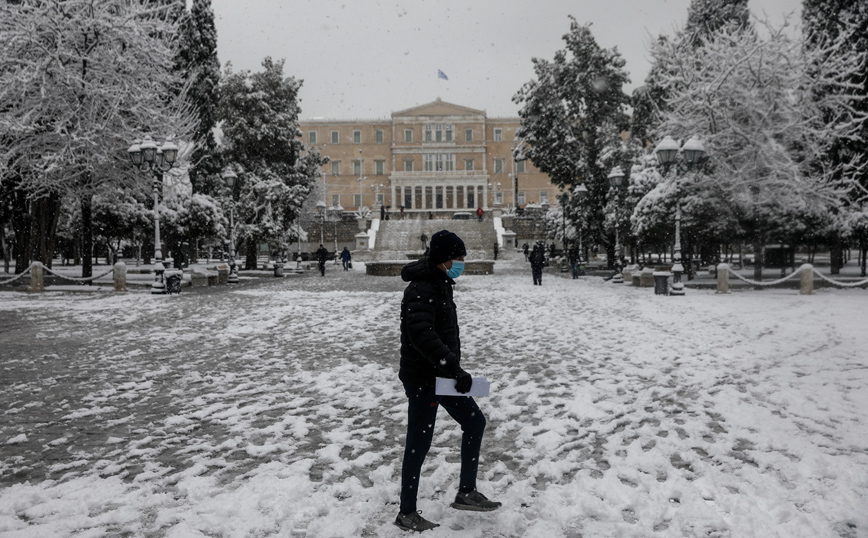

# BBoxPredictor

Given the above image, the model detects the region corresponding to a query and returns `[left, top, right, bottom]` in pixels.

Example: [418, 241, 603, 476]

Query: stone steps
[374, 219, 497, 260]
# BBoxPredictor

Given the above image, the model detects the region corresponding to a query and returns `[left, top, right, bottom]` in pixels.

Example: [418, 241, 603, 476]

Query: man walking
[340, 247, 352, 271]
[395, 230, 501, 532]
[530, 241, 546, 285]
[315, 244, 329, 276]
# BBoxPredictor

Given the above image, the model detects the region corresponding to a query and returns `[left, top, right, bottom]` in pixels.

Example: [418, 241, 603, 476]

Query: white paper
[435, 376, 491, 397]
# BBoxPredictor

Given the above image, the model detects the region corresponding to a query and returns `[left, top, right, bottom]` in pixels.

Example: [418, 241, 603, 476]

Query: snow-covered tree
[644, 21, 866, 278]
[802, 0, 868, 273]
[513, 18, 631, 265]
[218, 57, 325, 269]
[632, 0, 751, 146]
[0, 0, 195, 275]
[177, 0, 221, 195]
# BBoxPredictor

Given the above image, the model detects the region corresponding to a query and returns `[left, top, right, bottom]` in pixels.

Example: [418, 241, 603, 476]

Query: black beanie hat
[428, 230, 466, 266]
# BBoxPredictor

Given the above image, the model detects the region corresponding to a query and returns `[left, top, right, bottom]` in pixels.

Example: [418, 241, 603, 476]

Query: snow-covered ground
[1, 258, 866, 537]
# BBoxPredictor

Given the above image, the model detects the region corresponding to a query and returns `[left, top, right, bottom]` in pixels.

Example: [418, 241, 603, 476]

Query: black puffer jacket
[399, 258, 462, 389]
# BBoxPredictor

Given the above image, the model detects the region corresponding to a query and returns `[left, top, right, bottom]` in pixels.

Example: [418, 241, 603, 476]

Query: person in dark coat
[395, 230, 501, 532]
[380, 205, 386, 220]
[530, 241, 546, 285]
[567, 245, 580, 279]
[522, 242, 530, 262]
[493, 242, 499, 261]
[340, 247, 352, 271]
[315, 244, 329, 276]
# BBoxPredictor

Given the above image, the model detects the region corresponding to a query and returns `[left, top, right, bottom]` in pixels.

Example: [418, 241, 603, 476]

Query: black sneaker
[394, 511, 440, 532]
[451, 490, 502, 512]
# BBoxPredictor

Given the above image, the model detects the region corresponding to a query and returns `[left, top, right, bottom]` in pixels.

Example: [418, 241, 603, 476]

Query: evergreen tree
[802, 0, 868, 273]
[177, 0, 221, 195]
[632, 0, 751, 146]
[513, 18, 631, 264]
[218, 58, 325, 269]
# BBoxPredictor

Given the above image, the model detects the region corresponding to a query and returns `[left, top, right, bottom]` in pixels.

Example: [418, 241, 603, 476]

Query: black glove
[454, 369, 472, 394]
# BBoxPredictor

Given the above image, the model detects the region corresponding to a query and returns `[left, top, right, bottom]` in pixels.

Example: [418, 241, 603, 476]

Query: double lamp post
[127, 135, 178, 295]
[653, 135, 706, 296]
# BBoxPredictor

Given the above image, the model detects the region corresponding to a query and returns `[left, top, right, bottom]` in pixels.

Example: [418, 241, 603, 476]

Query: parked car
[451, 212, 473, 220]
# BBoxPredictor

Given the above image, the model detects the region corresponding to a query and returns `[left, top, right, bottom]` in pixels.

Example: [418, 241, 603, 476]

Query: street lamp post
[575, 183, 588, 263]
[316, 200, 326, 247]
[127, 135, 178, 295]
[357, 149, 364, 212]
[328, 204, 342, 263]
[607, 166, 626, 284]
[653, 135, 706, 296]
[222, 168, 239, 284]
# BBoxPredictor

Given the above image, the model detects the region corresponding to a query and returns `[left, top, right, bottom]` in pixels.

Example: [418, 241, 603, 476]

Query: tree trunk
[28, 192, 62, 268]
[245, 237, 257, 270]
[753, 231, 764, 290]
[830, 233, 843, 275]
[11, 186, 31, 273]
[81, 194, 94, 280]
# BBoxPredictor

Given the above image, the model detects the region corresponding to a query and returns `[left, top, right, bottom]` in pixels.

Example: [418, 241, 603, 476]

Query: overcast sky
[210, 0, 803, 120]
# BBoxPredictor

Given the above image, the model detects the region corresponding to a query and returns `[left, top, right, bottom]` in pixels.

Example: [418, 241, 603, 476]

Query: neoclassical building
[300, 99, 558, 216]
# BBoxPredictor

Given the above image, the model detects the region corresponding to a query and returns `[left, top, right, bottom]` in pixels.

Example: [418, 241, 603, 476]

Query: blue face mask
[446, 260, 464, 279]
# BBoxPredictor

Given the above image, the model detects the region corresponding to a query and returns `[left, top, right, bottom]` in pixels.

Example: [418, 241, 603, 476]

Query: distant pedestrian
[421, 233, 428, 251]
[493, 242, 499, 260]
[522, 242, 530, 262]
[567, 245, 580, 279]
[400, 205, 405, 220]
[395, 230, 501, 532]
[340, 247, 352, 271]
[530, 241, 546, 285]
[385, 206, 391, 220]
[476, 207, 484, 221]
[380, 205, 386, 220]
[315, 244, 329, 276]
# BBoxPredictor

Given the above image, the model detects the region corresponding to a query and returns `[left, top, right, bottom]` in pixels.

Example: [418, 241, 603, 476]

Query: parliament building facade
[299, 99, 559, 216]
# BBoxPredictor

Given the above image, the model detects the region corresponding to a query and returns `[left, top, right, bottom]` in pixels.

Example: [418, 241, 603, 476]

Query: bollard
[113, 261, 127, 292]
[716, 263, 730, 294]
[29, 262, 45, 293]
[799, 263, 814, 295]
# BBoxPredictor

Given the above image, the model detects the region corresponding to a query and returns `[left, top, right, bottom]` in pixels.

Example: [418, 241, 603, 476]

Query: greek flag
[438, 69, 448, 81]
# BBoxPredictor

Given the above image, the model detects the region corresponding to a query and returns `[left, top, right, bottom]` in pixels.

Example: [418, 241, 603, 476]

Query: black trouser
[532, 266, 542, 284]
[318, 261, 325, 276]
[399, 383, 486, 515]
[342, 259, 349, 270]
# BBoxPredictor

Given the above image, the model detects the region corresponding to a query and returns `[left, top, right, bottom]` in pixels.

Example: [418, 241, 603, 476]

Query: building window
[435, 154, 444, 171]
[445, 124, 453, 142]
[375, 160, 385, 175]
[376, 193, 384, 205]
[354, 193, 362, 207]
[376, 130, 384, 144]
[435, 124, 442, 142]
[405, 192, 412, 208]
[465, 159, 474, 171]
[331, 130, 339, 144]
[309, 131, 317, 145]
[353, 160, 361, 176]
[424, 154, 434, 172]
[540, 191, 549, 205]
[494, 128, 503, 142]
[465, 129, 473, 142]
[518, 191, 526, 205]
[425, 124, 432, 142]
[517, 160, 526, 173]
[331, 194, 340, 207]
[331, 161, 340, 175]
[494, 159, 504, 174]
[405, 129, 413, 143]
[495, 191, 503, 205]
[445, 154, 454, 171]
[353, 130, 361, 144]
[467, 190, 475, 208]
[404, 159, 413, 172]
